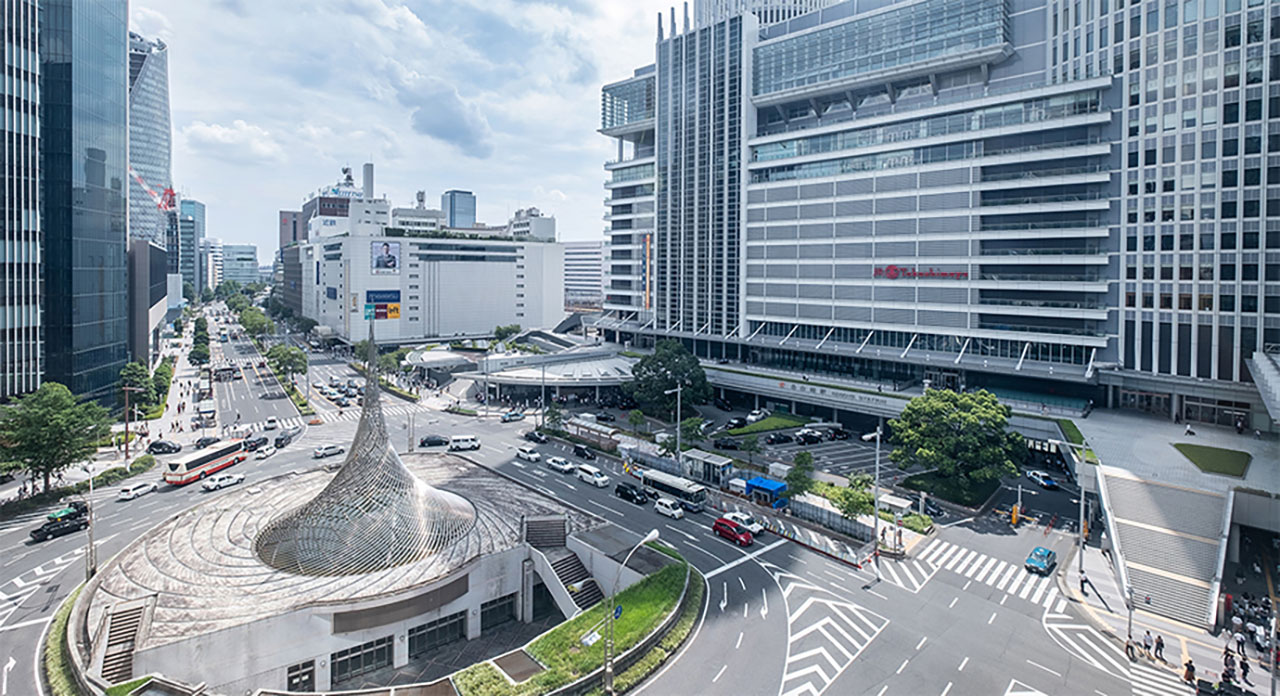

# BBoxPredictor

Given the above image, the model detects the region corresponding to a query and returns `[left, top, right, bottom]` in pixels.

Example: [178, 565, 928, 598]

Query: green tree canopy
[295, 316, 318, 334]
[182, 281, 196, 303]
[378, 347, 412, 374]
[200, 287, 214, 303]
[626, 340, 711, 420]
[0, 383, 112, 491]
[493, 324, 522, 342]
[740, 434, 761, 467]
[238, 307, 274, 337]
[119, 362, 156, 407]
[189, 343, 210, 365]
[627, 409, 647, 433]
[679, 417, 706, 447]
[543, 402, 564, 432]
[786, 451, 816, 498]
[266, 344, 308, 380]
[214, 279, 242, 300]
[225, 294, 250, 313]
[888, 389, 1024, 483]
[828, 473, 875, 519]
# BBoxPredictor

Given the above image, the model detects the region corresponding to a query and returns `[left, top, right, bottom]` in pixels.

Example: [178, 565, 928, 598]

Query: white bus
[165, 440, 247, 486]
[640, 469, 707, 512]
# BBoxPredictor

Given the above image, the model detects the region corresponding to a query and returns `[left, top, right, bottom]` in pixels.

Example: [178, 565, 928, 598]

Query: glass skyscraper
[179, 198, 206, 292]
[1, 0, 42, 399]
[600, 0, 1279, 432]
[40, 0, 130, 402]
[441, 189, 476, 228]
[127, 31, 171, 244]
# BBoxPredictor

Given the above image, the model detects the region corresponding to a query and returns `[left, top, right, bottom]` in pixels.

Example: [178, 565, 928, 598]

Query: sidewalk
[1062, 543, 1272, 686]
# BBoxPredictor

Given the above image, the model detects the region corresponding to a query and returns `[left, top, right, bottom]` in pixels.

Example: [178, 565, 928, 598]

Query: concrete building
[178, 198, 205, 291]
[301, 232, 564, 345]
[201, 238, 223, 291]
[278, 210, 304, 249]
[392, 191, 445, 233]
[41, 0, 130, 402]
[221, 244, 260, 286]
[126, 31, 171, 244]
[507, 207, 557, 240]
[127, 240, 169, 365]
[599, 0, 1280, 431]
[564, 241, 604, 310]
[441, 189, 476, 228]
[280, 245, 304, 318]
[0, 0, 42, 399]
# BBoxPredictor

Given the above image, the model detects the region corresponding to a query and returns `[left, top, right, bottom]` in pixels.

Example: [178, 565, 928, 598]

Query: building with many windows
[563, 241, 605, 309]
[599, 0, 1280, 430]
[441, 189, 477, 228]
[178, 198, 205, 291]
[201, 237, 223, 291]
[41, 0, 131, 402]
[1, 0, 42, 399]
[221, 244, 259, 286]
[127, 31, 171, 244]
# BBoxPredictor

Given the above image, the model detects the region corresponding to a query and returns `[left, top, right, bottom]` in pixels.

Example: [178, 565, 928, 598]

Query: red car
[712, 517, 754, 547]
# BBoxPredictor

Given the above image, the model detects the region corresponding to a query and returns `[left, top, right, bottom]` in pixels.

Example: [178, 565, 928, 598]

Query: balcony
[977, 298, 1106, 310]
[978, 192, 1108, 207]
[977, 321, 1107, 338]
[978, 272, 1105, 282]
[979, 164, 1108, 182]
[979, 246, 1105, 257]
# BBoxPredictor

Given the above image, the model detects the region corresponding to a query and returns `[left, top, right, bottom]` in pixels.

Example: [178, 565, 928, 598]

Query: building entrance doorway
[924, 369, 962, 392]
[1118, 389, 1171, 416]
[1183, 396, 1251, 429]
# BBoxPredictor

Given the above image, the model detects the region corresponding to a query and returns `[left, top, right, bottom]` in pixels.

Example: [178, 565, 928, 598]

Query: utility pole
[540, 363, 547, 430]
[1050, 438, 1093, 575]
[664, 385, 682, 474]
[862, 424, 883, 580]
[122, 386, 145, 460]
[1126, 584, 1135, 639]
[83, 462, 96, 581]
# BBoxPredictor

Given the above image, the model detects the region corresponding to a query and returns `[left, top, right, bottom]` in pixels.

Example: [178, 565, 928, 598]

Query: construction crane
[128, 166, 177, 211]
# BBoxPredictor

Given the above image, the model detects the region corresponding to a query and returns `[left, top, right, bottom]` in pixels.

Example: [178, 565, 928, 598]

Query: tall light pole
[540, 363, 547, 430]
[121, 386, 146, 460]
[604, 528, 659, 696]
[862, 424, 883, 580]
[82, 462, 96, 581]
[663, 385, 682, 472]
[1050, 438, 1091, 574]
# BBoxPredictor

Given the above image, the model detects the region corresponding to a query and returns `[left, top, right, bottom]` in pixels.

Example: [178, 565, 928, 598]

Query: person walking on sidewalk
[1183, 658, 1195, 683]
[1125, 636, 1137, 660]
[1240, 656, 1251, 685]
[1234, 630, 1247, 656]
[1154, 634, 1165, 661]
[1143, 631, 1153, 658]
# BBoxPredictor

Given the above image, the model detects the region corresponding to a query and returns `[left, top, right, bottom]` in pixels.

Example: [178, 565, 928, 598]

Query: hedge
[350, 363, 419, 403]
[43, 585, 82, 696]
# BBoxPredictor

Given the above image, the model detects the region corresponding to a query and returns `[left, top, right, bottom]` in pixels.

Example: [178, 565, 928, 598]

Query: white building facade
[563, 241, 604, 310]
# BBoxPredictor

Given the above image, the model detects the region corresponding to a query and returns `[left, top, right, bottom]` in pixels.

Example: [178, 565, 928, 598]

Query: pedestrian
[1125, 637, 1137, 660]
[1080, 571, 1088, 595]
[1143, 631, 1153, 657]
[1183, 659, 1195, 683]
[1240, 656, 1251, 684]
[1154, 634, 1164, 661]
[1235, 630, 1246, 656]
[1185, 423, 1193, 436]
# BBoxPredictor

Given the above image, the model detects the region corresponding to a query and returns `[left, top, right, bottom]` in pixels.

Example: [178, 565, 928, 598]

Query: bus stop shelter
[680, 449, 733, 487]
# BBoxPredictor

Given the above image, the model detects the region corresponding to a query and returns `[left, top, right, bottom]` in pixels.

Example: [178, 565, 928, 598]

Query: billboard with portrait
[371, 241, 401, 274]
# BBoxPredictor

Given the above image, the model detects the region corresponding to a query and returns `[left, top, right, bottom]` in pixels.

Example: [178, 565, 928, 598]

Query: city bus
[165, 440, 247, 485]
[640, 469, 707, 513]
[213, 365, 241, 381]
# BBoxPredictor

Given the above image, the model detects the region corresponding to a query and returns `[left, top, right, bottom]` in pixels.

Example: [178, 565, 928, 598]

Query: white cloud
[180, 120, 286, 164]
[130, 7, 172, 41]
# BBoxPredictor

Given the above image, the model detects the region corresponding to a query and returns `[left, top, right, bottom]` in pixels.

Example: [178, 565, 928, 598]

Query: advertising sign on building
[371, 241, 401, 274]
[364, 291, 401, 320]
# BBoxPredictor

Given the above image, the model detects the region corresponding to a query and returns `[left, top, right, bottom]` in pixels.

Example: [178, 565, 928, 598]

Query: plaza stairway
[524, 517, 603, 614]
[1099, 466, 1228, 628]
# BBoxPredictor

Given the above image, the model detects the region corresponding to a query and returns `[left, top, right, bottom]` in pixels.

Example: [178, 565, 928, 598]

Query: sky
[131, 0, 671, 255]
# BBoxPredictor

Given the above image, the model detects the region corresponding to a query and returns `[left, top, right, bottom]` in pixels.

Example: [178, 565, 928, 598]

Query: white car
[313, 444, 345, 459]
[655, 497, 684, 520]
[724, 511, 765, 536]
[576, 464, 610, 488]
[255, 445, 277, 460]
[516, 446, 541, 463]
[201, 473, 244, 491]
[747, 409, 770, 424]
[117, 481, 157, 501]
[545, 456, 574, 473]
[264, 417, 278, 430]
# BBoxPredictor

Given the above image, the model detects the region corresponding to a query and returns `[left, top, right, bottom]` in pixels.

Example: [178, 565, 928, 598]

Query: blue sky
[131, 0, 668, 253]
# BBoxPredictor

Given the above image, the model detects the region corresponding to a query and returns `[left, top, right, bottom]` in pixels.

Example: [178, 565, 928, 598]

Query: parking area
[761, 436, 882, 478]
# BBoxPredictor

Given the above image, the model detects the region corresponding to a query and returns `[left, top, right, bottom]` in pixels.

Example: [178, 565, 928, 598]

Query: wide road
[0, 354, 1178, 696]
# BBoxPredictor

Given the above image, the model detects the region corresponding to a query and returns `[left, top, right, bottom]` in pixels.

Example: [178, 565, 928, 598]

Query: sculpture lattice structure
[254, 329, 476, 576]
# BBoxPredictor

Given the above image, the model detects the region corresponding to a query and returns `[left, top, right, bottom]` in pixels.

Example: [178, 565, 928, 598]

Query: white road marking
[586, 500, 625, 518]
[916, 636, 927, 650]
[875, 687, 888, 696]
[704, 539, 788, 579]
[949, 597, 958, 609]
[996, 564, 1019, 590]
[867, 589, 888, 600]
[940, 681, 952, 696]
[712, 665, 727, 683]
[988, 612, 997, 625]
[735, 632, 742, 649]
[738, 577, 746, 591]
[958, 656, 968, 671]
[896, 659, 910, 674]
[1026, 660, 1062, 677]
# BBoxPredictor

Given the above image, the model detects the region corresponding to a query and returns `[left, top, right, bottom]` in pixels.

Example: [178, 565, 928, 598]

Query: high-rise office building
[278, 210, 303, 249]
[563, 241, 604, 310]
[179, 198, 205, 291]
[601, 0, 1279, 431]
[41, 0, 130, 402]
[1, 0, 42, 399]
[221, 244, 259, 286]
[201, 237, 223, 291]
[441, 189, 477, 228]
[127, 31, 171, 244]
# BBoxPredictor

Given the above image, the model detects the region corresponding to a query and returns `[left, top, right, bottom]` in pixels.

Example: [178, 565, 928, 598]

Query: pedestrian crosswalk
[236, 403, 423, 433]
[874, 555, 937, 593]
[1042, 610, 1129, 680]
[916, 539, 1066, 612]
[1131, 660, 1195, 696]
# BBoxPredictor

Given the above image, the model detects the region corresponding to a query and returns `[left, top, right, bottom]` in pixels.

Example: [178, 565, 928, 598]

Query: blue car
[1025, 547, 1057, 575]
[1026, 469, 1059, 490]
[501, 411, 525, 423]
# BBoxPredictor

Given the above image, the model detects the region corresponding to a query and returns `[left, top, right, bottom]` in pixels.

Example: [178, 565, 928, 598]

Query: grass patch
[105, 677, 153, 695]
[1173, 443, 1252, 477]
[902, 471, 1001, 508]
[878, 509, 934, 534]
[594, 568, 706, 695]
[447, 406, 479, 416]
[44, 585, 82, 696]
[454, 563, 687, 696]
[1056, 419, 1099, 463]
[619, 350, 646, 359]
[726, 414, 808, 436]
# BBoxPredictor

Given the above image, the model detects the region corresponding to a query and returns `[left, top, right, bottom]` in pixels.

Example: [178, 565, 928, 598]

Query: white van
[449, 435, 480, 451]
[655, 497, 684, 519]
[516, 446, 541, 462]
[576, 464, 610, 488]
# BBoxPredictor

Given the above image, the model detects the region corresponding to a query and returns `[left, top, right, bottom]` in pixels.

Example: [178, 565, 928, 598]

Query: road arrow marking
[760, 587, 768, 620]
[3, 655, 15, 696]
[720, 582, 727, 612]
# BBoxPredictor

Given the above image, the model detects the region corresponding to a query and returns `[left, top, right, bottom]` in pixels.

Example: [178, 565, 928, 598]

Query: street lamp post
[82, 462, 96, 581]
[1049, 438, 1091, 575]
[121, 386, 146, 460]
[604, 528, 659, 696]
[539, 363, 547, 430]
[861, 424, 883, 580]
[663, 386, 682, 473]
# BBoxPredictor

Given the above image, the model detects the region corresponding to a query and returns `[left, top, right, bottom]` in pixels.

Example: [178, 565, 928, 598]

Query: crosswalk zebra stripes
[1131, 660, 1195, 696]
[873, 555, 937, 593]
[915, 539, 1066, 612]
[238, 404, 423, 433]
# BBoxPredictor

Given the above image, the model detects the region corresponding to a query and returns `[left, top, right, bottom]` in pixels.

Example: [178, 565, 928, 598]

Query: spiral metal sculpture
[254, 327, 477, 576]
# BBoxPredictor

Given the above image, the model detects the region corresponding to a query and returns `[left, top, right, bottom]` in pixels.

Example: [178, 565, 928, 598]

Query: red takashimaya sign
[874, 265, 969, 280]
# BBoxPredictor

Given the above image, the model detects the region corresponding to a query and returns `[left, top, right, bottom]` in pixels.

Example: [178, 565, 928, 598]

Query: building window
[330, 636, 393, 685]
[481, 594, 518, 632]
[287, 661, 315, 693]
[409, 611, 466, 658]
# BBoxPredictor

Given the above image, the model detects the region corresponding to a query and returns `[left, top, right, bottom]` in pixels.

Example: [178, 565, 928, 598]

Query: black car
[765, 432, 793, 445]
[714, 398, 733, 412]
[523, 430, 549, 444]
[594, 412, 616, 423]
[797, 431, 823, 445]
[148, 440, 182, 455]
[195, 436, 221, 449]
[726, 417, 747, 429]
[419, 434, 450, 447]
[47, 500, 89, 522]
[274, 430, 296, 449]
[713, 438, 740, 450]
[827, 428, 851, 440]
[244, 436, 269, 452]
[30, 517, 87, 542]
[573, 444, 596, 461]
[614, 482, 647, 505]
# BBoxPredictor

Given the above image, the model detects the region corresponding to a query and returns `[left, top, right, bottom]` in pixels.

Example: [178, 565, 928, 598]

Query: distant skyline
[130, 0, 671, 249]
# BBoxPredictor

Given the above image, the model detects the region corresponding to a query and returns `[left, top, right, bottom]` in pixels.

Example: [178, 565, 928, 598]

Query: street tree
[627, 340, 711, 420]
[786, 451, 816, 498]
[189, 343, 210, 365]
[173, 317, 184, 336]
[119, 361, 156, 407]
[238, 308, 274, 337]
[214, 279, 242, 301]
[182, 281, 196, 303]
[225, 294, 250, 313]
[627, 409, 647, 434]
[266, 344, 308, 382]
[830, 473, 875, 519]
[888, 389, 1024, 483]
[740, 434, 761, 468]
[679, 417, 706, 447]
[295, 316, 318, 334]
[543, 403, 565, 432]
[379, 347, 411, 374]
[0, 382, 111, 491]
[200, 287, 214, 303]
